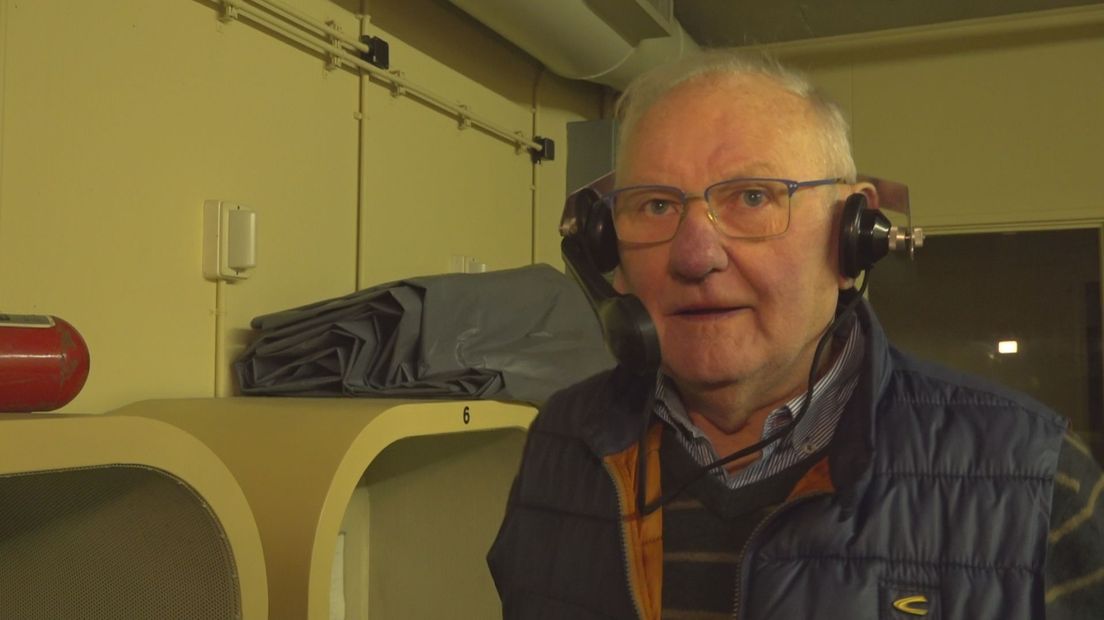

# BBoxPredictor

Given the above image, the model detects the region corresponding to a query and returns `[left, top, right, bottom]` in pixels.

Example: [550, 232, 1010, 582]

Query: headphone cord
[635, 273, 871, 518]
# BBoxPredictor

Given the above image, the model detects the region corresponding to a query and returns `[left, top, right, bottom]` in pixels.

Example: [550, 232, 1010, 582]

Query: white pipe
[218, 0, 541, 152]
[530, 67, 546, 266]
[450, 0, 634, 82]
[356, 12, 368, 290]
[248, 0, 370, 54]
[601, 23, 697, 90]
[213, 280, 229, 396]
[447, 0, 698, 91]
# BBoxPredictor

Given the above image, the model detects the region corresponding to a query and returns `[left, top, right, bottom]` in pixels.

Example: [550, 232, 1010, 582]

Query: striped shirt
[654, 319, 864, 489]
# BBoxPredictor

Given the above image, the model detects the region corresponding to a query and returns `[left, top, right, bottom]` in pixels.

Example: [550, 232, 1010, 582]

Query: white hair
[614, 49, 857, 182]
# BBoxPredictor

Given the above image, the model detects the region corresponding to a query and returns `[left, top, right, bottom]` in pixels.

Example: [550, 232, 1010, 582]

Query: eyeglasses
[602, 177, 846, 243]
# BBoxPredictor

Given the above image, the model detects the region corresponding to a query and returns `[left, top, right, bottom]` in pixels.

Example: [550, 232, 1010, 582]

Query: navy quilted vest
[738, 348, 1065, 619]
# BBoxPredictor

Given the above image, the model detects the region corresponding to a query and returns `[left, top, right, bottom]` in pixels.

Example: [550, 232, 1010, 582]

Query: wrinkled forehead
[616, 73, 825, 182]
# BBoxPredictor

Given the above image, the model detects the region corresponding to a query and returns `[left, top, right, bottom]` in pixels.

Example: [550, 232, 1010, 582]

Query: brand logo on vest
[892, 594, 929, 615]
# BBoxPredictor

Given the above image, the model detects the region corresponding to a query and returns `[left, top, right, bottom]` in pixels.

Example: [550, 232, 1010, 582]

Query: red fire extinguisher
[0, 314, 91, 413]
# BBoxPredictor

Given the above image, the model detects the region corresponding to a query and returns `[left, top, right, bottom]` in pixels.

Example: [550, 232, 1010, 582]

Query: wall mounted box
[204, 199, 257, 282]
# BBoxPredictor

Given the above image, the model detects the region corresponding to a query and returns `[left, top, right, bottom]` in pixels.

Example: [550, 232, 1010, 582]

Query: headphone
[561, 183, 907, 374]
[560, 186, 660, 375]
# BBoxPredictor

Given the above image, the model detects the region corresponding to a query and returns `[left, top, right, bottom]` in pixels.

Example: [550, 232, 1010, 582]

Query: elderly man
[488, 50, 1103, 619]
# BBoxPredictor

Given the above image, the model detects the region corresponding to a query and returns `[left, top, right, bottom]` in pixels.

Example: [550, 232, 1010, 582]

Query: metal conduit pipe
[249, 0, 371, 55]
[217, 0, 541, 152]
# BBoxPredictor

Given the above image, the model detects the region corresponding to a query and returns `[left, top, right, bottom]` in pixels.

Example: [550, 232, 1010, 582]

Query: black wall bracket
[530, 136, 555, 164]
[359, 35, 390, 69]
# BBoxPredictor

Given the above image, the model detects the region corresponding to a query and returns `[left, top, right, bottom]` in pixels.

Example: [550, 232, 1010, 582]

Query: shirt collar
[655, 318, 864, 449]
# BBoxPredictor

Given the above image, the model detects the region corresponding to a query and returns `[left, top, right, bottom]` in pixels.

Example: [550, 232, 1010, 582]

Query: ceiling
[673, 0, 1103, 46]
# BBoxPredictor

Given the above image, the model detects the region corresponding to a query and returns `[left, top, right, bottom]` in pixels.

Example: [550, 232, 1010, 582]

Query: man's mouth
[672, 306, 743, 318]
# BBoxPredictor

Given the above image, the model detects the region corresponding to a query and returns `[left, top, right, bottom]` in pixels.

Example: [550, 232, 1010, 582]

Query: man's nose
[668, 199, 728, 280]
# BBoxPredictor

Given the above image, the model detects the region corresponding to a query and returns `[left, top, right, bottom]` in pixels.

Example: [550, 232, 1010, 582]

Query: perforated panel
[0, 465, 241, 619]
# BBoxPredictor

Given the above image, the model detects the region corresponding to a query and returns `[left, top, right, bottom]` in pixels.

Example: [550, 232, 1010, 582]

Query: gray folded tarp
[233, 264, 614, 405]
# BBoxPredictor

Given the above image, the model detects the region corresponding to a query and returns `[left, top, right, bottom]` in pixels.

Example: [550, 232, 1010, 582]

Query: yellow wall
[6, 2, 1096, 415]
[0, 0, 603, 413]
[764, 8, 1104, 442]
[768, 6, 1104, 232]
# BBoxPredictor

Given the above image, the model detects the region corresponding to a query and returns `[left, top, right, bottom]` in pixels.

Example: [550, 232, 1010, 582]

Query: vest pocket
[880, 580, 940, 619]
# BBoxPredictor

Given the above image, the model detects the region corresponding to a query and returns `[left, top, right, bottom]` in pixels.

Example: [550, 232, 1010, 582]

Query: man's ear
[854, 181, 879, 211]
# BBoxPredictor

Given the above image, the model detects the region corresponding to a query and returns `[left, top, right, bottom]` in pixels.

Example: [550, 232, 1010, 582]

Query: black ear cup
[839, 193, 893, 279]
[597, 295, 661, 374]
[577, 190, 619, 273]
[561, 189, 661, 374]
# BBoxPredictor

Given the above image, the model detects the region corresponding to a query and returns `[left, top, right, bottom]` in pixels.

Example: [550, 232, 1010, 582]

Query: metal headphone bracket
[857, 174, 924, 260]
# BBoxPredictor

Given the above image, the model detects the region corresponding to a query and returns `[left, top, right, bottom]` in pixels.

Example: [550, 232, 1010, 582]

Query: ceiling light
[998, 340, 1018, 354]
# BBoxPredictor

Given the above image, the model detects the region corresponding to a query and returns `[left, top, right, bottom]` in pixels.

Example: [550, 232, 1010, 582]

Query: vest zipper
[732, 491, 829, 619]
[603, 460, 648, 620]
